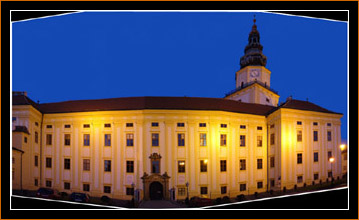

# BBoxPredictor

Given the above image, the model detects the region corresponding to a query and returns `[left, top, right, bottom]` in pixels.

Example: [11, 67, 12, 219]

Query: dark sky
[11, 11, 348, 142]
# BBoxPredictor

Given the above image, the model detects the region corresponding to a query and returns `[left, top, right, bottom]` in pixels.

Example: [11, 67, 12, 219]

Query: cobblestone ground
[138, 200, 186, 209]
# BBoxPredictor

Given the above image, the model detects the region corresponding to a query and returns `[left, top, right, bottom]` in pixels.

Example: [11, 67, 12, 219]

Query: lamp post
[185, 181, 189, 201]
[329, 157, 335, 183]
[131, 182, 135, 206]
[340, 144, 346, 151]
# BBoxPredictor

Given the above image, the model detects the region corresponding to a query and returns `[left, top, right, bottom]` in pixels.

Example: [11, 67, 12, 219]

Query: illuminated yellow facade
[11, 20, 344, 201]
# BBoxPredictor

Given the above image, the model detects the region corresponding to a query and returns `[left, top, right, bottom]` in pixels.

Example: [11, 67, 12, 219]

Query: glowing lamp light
[329, 157, 335, 163]
[340, 144, 346, 151]
[179, 161, 185, 166]
[204, 159, 208, 164]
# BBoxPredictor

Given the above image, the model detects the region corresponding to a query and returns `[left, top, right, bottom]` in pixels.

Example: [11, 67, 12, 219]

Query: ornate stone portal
[141, 153, 171, 200]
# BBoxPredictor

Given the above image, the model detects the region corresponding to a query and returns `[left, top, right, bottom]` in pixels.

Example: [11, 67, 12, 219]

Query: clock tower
[225, 17, 279, 107]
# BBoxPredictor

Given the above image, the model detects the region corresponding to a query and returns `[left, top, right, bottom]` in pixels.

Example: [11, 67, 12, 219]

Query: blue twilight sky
[12, 11, 348, 142]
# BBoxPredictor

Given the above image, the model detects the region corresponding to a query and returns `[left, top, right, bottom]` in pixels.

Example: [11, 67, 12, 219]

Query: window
[151, 122, 159, 127]
[46, 134, 52, 145]
[257, 136, 262, 147]
[240, 159, 246, 171]
[104, 186, 111, 193]
[314, 173, 319, 180]
[152, 160, 160, 174]
[297, 130, 302, 142]
[314, 152, 319, 162]
[270, 157, 275, 168]
[35, 122, 39, 127]
[328, 171, 332, 178]
[313, 122, 318, 126]
[177, 123, 185, 127]
[178, 161, 185, 173]
[126, 134, 134, 146]
[83, 184, 90, 192]
[126, 123, 133, 127]
[257, 159, 263, 169]
[46, 157, 52, 168]
[24, 137, 27, 143]
[46, 125, 52, 129]
[83, 159, 90, 171]
[240, 184, 246, 191]
[64, 134, 71, 146]
[83, 124, 90, 128]
[297, 121, 302, 125]
[64, 159, 71, 170]
[240, 135, 246, 147]
[199, 123, 206, 127]
[104, 160, 111, 172]
[257, 181, 263, 189]
[221, 124, 227, 128]
[257, 126, 262, 130]
[327, 123, 331, 127]
[152, 133, 159, 146]
[200, 160, 208, 172]
[64, 124, 71, 128]
[221, 186, 227, 194]
[200, 133, 207, 146]
[327, 131, 332, 141]
[34, 179, 38, 186]
[12, 117, 16, 122]
[35, 155, 39, 167]
[240, 125, 246, 129]
[46, 180, 52, 188]
[64, 182, 71, 190]
[126, 187, 134, 195]
[297, 176, 303, 183]
[200, 187, 208, 195]
[220, 134, 227, 146]
[270, 179, 275, 187]
[104, 134, 111, 146]
[104, 123, 111, 128]
[328, 151, 332, 161]
[270, 124, 275, 128]
[220, 160, 227, 172]
[178, 133, 185, 146]
[126, 161, 134, 173]
[297, 153, 303, 164]
[270, 133, 275, 145]
[35, 131, 38, 143]
[178, 188, 186, 196]
[313, 131, 318, 142]
[83, 134, 90, 146]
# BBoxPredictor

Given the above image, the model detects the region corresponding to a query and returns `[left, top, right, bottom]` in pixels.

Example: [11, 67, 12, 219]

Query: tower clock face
[250, 69, 260, 77]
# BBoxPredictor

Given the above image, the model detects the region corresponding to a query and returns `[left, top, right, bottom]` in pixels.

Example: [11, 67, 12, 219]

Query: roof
[12, 93, 41, 111]
[38, 96, 275, 116]
[13, 126, 30, 134]
[268, 99, 343, 115]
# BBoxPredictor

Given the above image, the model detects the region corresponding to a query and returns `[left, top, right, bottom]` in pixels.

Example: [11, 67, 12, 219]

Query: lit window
[83, 134, 90, 146]
[200, 160, 208, 172]
[257, 136, 262, 147]
[64, 158, 71, 170]
[152, 133, 159, 146]
[104, 134, 111, 146]
[327, 151, 332, 161]
[200, 133, 207, 146]
[178, 161, 185, 173]
[64, 134, 71, 146]
[46, 134, 52, 145]
[220, 134, 227, 146]
[240, 159, 246, 171]
[220, 160, 227, 172]
[178, 133, 185, 146]
[104, 160, 111, 172]
[83, 159, 90, 171]
[126, 133, 134, 146]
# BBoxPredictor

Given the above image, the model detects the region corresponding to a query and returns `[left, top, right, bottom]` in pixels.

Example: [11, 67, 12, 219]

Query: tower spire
[239, 16, 267, 69]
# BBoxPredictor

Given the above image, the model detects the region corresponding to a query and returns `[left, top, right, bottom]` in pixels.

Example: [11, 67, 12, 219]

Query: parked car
[189, 196, 213, 207]
[36, 188, 61, 200]
[70, 192, 90, 203]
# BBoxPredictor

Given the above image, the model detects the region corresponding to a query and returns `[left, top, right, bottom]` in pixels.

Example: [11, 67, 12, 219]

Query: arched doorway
[149, 181, 163, 200]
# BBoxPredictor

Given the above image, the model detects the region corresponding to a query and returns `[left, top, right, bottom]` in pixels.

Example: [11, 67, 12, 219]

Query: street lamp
[131, 182, 135, 201]
[185, 181, 189, 201]
[329, 157, 335, 182]
[340, 144, 346, 151]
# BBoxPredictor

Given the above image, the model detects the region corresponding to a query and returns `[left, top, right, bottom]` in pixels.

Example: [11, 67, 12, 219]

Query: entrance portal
[149, 181, 163, 200]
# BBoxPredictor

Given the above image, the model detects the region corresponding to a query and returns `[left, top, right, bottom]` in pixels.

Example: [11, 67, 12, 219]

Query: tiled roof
[12, 93, 41, 111]
[269, 99, 343, 115]
[13, 126, 30, 134]
[38, 96, 275, 116]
